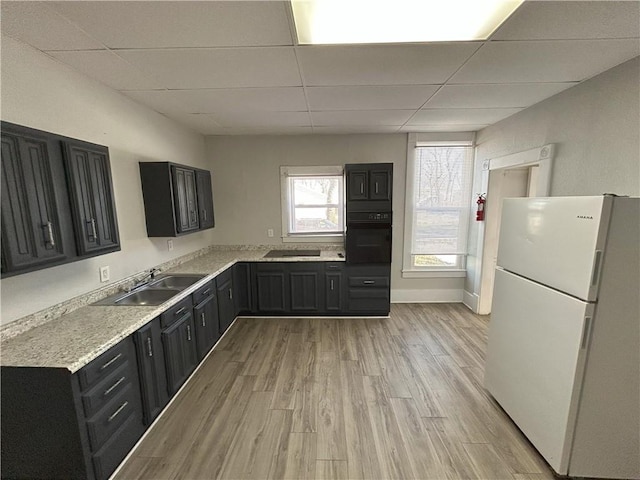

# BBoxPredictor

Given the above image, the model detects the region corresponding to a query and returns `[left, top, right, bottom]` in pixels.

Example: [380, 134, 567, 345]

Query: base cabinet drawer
[92, 413, 145, 480]
[347, 288, 390, 314]
[85, 383, 138, 452]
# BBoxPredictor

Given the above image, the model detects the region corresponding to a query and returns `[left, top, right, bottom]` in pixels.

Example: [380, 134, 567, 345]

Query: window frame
[280, 165, 345, 243]
[402, 133, 475, 278]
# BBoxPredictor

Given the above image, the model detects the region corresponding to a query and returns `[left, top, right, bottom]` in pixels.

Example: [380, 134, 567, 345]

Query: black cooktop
[263, 249, 321, 258]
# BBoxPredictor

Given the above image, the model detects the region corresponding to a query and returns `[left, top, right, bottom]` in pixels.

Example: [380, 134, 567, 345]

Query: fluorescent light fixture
[291, 0, 524, 44]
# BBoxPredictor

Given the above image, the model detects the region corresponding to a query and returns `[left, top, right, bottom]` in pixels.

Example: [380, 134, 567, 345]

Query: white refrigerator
[484, 195, 639, 479]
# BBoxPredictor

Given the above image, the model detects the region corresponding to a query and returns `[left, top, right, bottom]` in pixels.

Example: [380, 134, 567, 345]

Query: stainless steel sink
[114, 288, 182, 306]
[149, 274, 206, 289]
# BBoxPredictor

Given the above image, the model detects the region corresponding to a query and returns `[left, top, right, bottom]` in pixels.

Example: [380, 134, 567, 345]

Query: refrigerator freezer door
[497, 196, 612, 301]
[484, 268, 593, 475]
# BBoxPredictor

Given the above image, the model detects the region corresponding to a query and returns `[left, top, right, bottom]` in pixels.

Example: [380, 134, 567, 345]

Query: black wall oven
[345, 212, 392, 264]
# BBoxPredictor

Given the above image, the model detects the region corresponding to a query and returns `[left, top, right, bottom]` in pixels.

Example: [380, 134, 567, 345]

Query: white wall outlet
[167, 239, 174, 251]
[99, 266, 110, 283]
[267, 229, 274, 238]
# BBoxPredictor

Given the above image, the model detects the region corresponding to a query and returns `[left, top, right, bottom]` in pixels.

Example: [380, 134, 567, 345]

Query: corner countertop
[0, 248, 344, 373]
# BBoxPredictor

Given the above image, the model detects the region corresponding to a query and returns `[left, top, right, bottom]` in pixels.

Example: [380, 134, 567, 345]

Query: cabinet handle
[107, 401, 128, 423]
[330, 279, 335, 291]
[146, 337, 153, 357]
[375, 182, 379, 194]
[363, 280, 375, 285]
[360, 183, 364, 194]
[104, 376, 126, 396]
[203, 288, 211, 297]
[186, 325, 192, 341]
[100, 353, 122, 370]
[203, 209, 207, 221]
[201, 312, 206, 327]
[43, 221, 56, 247]
[175, 307, 186, 317]
[229, 289, 233, 300]
[87, 218, 97, 240]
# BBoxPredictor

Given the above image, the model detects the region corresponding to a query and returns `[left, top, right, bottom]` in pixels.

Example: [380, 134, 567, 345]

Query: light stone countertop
[0, 248, 344, 372]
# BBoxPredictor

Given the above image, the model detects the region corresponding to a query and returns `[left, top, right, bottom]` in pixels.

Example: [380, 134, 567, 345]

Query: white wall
[206, 134, 464, 302]
[0, 36, 212, 325]
[466, 56, 640, 301]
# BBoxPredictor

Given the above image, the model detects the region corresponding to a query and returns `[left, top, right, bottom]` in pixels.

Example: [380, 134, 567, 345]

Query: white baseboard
[391, 288, 463, 303]
[463, 290, 480, 313]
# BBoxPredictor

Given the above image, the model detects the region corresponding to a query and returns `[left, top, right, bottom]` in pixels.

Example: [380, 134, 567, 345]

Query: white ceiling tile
[116, 48, 302, 89]
[124, 88, 308, 114]
[211, 127, 314, 136]
[297, 44, 480, 86]
[409, 108, 523, 125]
[163, 113, 224, 135]
[451, 40, 640, 84]
[49, 1, 293, 48]
[492, 1, 640, 40]
[1, 2, 104, 51]
[48, 50, 164, 90]
[400, 125, 489, 132]
[425, 83, 577, 108]
[313, 126, 401, 134]
[312, 110, 415, 126]
[306, 85, 439, 111]
[209, 111, 311, 128]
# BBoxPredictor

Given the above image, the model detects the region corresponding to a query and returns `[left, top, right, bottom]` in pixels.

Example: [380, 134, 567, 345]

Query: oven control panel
[347, 211, 392, 223]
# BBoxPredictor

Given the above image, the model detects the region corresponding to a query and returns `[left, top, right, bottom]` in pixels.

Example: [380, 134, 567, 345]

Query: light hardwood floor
[114, 304, 555, 480]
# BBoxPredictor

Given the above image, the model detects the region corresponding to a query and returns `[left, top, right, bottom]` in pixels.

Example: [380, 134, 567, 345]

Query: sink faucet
[125, 268, 161, 293]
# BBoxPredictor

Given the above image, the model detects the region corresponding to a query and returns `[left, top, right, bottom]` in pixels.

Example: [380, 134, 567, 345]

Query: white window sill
[402, 269, 467, 279]
[282, 234, 344, 244]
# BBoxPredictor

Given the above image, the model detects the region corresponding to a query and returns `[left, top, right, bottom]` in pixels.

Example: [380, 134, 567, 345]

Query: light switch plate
[167, 239, 174, 251]
[99, 266, 110, 283]
[267, 229, 274, 237]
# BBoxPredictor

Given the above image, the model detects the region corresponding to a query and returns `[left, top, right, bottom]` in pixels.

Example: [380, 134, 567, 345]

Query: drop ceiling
[1, 1, 639, 136]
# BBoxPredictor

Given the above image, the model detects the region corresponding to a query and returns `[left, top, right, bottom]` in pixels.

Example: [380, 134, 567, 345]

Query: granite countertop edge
[0, 248, 345, 372]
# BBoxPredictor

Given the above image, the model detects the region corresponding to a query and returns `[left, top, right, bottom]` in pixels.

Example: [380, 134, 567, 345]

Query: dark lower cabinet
[194, 294, 220, 360]
[254, 263, 288, 313]
[216, 268, 235, 333]
[289, 263, 323, 313]
[232, 262, 253, 314]
[133, 318, 169, 426]
[0, 337, 144, 480]
[162, 313, 198, 396]
[346, 264, 391, 315]
[326, 272, 344, 312]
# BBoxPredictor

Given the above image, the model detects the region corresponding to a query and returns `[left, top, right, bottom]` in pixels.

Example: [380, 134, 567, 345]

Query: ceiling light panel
[291, 0, 524, 44]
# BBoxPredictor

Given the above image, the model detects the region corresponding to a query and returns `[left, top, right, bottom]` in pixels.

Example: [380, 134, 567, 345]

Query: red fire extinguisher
[476, 194, 486, 221]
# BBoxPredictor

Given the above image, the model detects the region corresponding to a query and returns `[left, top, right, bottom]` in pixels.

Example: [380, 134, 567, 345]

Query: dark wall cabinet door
[133, 318, 168, 426]
[194, 294, 220, 360]
[369, 169, 391, 201]
[162, 313, 198, 395]
[1, 129, 71, 273]
[63, 140, 120, 256]
[347, 170, 368, 201]
[254, 263, 288, 314]
[289, 263, 323, 313]
[196, 169, 214, 230]
[172, 166, 199, 234]
[216, 269, 235, 334]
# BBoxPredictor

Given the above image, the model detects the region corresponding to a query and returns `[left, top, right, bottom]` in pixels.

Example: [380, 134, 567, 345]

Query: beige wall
[206, 134, 464, 302]
[466, 56, 640, 302]
[0, 36, 211, 325]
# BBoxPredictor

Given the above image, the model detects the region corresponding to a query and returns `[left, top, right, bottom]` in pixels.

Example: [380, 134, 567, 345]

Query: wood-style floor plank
[115, 304, 555, 480]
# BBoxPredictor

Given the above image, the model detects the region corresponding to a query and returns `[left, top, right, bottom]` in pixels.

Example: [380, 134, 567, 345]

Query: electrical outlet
[167, 239, 174, 251]
[99, 266, 110, 283]
[267, 229, 274, 238]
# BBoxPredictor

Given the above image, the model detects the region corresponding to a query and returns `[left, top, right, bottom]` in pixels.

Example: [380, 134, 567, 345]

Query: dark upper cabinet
[193, 294, 220, 361]
[1, 128, 71, 273]
[162, 312, 198, 395]
[345, 163, 393, 211]
[196, 169, 215, 230]
[63, 139, 120, 256]
[133, 318, 168, 426]
[1, 122, 118, 277]
[172, 166, 199, 233]
[139, 162, 215, 237]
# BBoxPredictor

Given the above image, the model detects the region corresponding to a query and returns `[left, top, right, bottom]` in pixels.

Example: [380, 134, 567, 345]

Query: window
[403, 135, 474, 277]
[280, 166, 344, 242]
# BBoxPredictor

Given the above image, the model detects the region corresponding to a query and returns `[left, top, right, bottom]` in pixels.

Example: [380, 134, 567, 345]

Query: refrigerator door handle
[581, 317, 592, 349]
[591, 250, 603, 286]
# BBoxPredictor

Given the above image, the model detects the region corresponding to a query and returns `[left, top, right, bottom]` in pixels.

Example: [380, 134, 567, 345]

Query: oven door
[346, 223, 392, 264]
